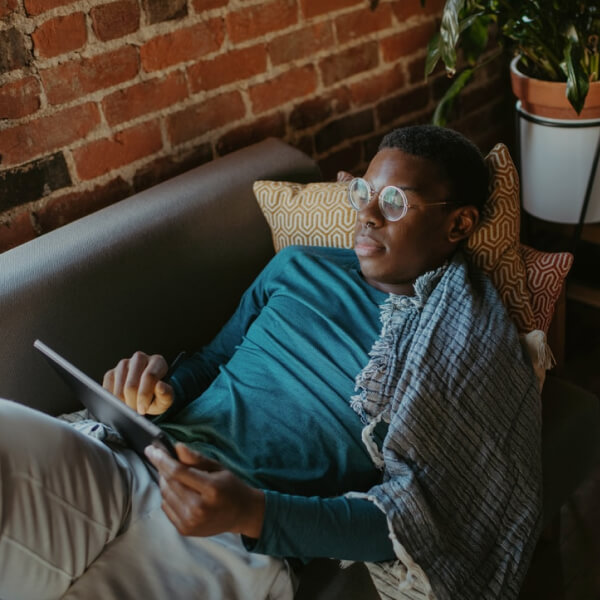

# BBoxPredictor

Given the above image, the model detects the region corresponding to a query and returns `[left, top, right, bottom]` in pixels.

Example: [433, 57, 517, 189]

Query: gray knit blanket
[348, 251, 542, 600]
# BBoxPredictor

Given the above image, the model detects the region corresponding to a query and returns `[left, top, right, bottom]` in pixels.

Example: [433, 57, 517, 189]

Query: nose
[357, 195, 385, 228]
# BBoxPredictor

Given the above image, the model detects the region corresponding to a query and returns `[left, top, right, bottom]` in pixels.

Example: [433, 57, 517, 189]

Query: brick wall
[0, 0, 513, 252]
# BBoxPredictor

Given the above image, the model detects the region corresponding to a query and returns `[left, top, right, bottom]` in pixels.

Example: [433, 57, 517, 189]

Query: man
[0, 126, 541, 600]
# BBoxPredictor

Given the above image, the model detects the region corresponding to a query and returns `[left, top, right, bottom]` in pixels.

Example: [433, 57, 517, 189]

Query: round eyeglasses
[348, 177, 453, 222]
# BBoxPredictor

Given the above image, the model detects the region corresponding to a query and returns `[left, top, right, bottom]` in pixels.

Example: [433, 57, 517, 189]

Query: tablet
[34, 339, 177, 460]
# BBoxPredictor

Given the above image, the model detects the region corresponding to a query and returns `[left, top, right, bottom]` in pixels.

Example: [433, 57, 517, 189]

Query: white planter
[516, 102, 600, 224]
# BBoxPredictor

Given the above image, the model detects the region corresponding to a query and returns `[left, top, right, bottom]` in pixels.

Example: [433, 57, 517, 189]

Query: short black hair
[378, 125, 488, 211]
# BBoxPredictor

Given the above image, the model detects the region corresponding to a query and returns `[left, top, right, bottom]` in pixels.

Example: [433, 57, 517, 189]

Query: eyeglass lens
[348, 178, 407, 221]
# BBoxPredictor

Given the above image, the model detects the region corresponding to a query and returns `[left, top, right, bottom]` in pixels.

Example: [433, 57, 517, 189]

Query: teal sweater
[159, 246, 395, 562]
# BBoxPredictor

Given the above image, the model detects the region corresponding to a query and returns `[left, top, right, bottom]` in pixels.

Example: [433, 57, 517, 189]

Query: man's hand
[102, 351, 174, 416]
[145, 443, 265, 540]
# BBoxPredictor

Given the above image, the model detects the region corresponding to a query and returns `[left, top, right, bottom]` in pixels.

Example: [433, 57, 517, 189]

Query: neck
[364, 276, 416, 296]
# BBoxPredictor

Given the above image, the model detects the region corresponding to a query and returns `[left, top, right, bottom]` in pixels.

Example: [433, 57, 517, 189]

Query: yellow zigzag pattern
[253, 181, 355, 252]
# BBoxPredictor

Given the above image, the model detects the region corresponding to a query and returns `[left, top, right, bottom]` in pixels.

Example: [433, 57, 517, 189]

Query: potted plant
[423, 0, 600, 224]
[423, 1, 599, 119]
[370, 0, 600, 224]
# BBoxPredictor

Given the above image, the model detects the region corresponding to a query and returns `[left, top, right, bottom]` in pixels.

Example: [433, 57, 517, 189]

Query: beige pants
[0, 399, 294, 600]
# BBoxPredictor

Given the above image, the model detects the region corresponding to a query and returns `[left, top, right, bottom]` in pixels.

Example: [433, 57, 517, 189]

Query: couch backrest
[0, 138, 321, 415]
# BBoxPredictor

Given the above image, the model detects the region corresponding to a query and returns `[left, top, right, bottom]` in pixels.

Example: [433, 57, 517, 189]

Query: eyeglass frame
[347, 177, 455, 222]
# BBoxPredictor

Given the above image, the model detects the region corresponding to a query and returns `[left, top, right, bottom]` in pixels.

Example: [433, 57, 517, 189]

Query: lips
[354, 234, 385, 257]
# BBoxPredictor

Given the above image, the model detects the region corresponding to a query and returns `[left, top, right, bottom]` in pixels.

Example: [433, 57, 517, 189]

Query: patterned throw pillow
[252, 180, 355, 252]
[464, 143, 573, 336]
[520, 244, 573, 333]
[463, 144, 537, 334]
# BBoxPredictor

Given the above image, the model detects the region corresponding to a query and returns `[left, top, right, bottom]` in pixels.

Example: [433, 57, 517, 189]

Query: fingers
[144, 444, 265, 538]
[102, 352, 171, 415]
[175, 443, 221, 471]
[145, 381, 174, 416]
[126, 352, 164, 414]
[102, 357, 131, 404]
[145, 444, 217, 493]
[158, 473, 210, 536]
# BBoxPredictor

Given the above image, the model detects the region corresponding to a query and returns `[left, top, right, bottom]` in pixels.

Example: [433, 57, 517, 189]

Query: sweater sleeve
[245, 491, 395, 563]
[165, 251, 287, 409]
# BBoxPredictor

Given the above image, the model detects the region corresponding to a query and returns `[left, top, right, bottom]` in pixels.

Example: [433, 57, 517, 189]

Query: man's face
[353, 148, 456, 295]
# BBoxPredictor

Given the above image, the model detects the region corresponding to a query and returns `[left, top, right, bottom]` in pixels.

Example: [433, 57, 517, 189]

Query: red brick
[24, 0, 72, 16]
[226, 0, 298, 44]
[0, 152, 70, 210]
[349, 64, 405, 106]
[35, 177, 132, 233]
[0, 103, 101, 166]
[391, 0, 444, 22]
[0, 0, 18, 18]
[102, 71, 188, 126]
[335, 4, 393, 44]
[133, 143, 213, 193]
[0, 210, 37, 253]
[41, 46, 139, 105]
[167, 92, 245, 146]
[73, 120, 163, 180]
[268, 22, 334, 66]
[381, 22, 436, 62]
[249, 65, 317, 114]
[408, 55, 428, 84]
[376, 85, 431, 125]
[289, 87, 351, 130]
[319, 42, 379, 87]
[300, 0, 361, 19]
[32, 13, 87, 59]
[140, 19, 224, 72]
[295, 135, 314, 158]
[91, 1, 140, 42]
[187, 45, 267, 93]
[142, 0, 187, 24]
[192, 0, 228, 12]
[0, 28, 31, 75]
[315, 109, 374, 153]
[317, 141, 363, 181]
[431, 71, 454, 102]
[461, 79, 504, 114]
[216, 112, 286, 156]
[0, 76, 41, 119]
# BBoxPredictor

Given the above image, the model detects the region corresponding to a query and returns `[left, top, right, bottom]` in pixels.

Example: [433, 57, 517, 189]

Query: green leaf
[564, 40, 590, 114]
[439, 0, 466, 74]
[432, 68, 474, 126]
[461, 14, 491, 66]
[425, 32, 441, 76]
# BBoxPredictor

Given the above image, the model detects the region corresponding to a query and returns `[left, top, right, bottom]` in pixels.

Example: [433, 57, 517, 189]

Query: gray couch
[0, 138, 598, 599]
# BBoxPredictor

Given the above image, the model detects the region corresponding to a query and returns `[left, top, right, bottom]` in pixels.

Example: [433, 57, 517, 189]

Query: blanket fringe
[521, 330, 555, 390]
[361, 414, 385, 469]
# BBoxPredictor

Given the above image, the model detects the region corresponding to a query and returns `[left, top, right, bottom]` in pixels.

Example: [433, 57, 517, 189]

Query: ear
[337, 170, 354, 183]
[447, 205, 479, 243]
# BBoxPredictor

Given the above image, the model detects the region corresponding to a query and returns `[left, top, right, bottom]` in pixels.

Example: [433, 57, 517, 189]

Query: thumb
[175, 443, 221, 472]
[145, 381, 174, 416]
